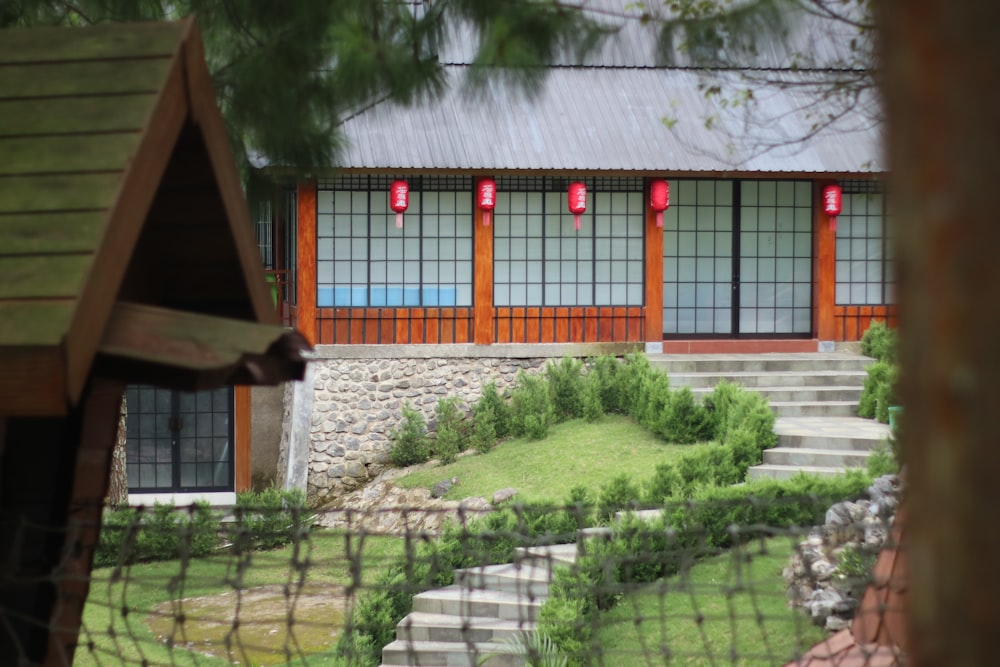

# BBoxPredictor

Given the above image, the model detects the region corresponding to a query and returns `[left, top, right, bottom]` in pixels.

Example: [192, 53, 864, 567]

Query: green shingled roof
[0, 20, 299, 415]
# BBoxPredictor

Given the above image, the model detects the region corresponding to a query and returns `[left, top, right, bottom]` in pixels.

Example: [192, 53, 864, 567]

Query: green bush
[616, 353, 656, 417]
[509, 371, 554, 440]
[859, 361, 897, 422]
[596, 474, 642, 524]
[654, 386, 714, 444]
[866, 439, 899, 477]
[720, 390, 777, 451]
[581, 375, 604, 423]
[95, 502, 219, 567]
[633, 370, 671, 432]
[475, 381, 511, 439]
[705, 380, 743, 440]
[390, 404, 430, 467]
[546, 356, 586, 421]
[232, 488, 310, 551]
[586, 355, 624, 414]
[471, 403, 498, 454]
[432, 396, 465, 465]
[860, 319, 898, 363]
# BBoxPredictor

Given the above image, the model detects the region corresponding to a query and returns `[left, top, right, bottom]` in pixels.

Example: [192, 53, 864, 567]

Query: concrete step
[395, 611, 535, 643]
[690, 385, 862, 402]
[762, 447, 872, 468]
[454, 563, 551, 599]
[648, 353, 873, 374]
[412, 586, 543, 622]
[770, 401, 859, 418]
[746, 464, 850, 480]
[774, 416, 892, 449]
[381, 638, 519, 667]
[514, 543, 579, 570]
[670, 370, 867, 390]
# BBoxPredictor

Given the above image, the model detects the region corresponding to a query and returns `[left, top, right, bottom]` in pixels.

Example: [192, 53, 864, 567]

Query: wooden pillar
[233, 385, 252, 492]
[473, 178, 494, 345]
[296, 179, 317, 345]
[644, 179, 664, 344]
[813, 179, 837, 341]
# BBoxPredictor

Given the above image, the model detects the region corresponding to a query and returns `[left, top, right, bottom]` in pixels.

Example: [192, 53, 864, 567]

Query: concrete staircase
[381, 544, 578, 667]
[648, 353, 892, 479]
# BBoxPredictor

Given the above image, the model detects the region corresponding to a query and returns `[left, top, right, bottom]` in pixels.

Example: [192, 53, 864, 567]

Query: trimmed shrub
[546, 356, 586, 421]
[655, 386, 714, 444]
[596, 474, 642, 524]
[95, 502, 218, 567]
[874, 364, 899, 423]
[390, 404, 430, 467]
[471, 403, 498, 454]
[432, 396, 465, 465]
[705, 380, 743, 440]
[581, 375, 604, 423]
[509, 371, 554, 440]
[475, 381, 511, 440]
[859, 361, 896, 421]
[860, 319, 898, 363]
[721, 390, 777, 451]
[586, 354, 624, 413]
[232, 488, 310, 551]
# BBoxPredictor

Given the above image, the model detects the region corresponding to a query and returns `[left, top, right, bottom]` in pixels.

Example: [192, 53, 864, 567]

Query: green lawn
[73, 532, 405, 666]
[590, 537, 826, 666]
[395, 414, 714, 504]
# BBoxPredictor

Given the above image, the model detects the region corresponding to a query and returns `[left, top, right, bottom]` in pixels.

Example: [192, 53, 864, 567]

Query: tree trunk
[106, 394, 128, 509]
[880, 1, 1000, 664]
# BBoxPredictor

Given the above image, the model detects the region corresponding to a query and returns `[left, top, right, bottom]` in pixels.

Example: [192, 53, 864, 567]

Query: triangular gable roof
[0, 20, 307, 416]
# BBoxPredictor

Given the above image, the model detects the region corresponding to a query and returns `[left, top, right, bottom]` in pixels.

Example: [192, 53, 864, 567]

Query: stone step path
[648, 352, 891, 478]
[380, 545, 577, 667]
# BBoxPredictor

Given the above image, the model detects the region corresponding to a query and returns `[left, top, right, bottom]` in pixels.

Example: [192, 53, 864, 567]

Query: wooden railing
[312, 306, 645, 344]
[833, 305, 898, 341]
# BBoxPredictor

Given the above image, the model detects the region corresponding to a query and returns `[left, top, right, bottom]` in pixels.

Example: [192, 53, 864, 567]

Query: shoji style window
[493, 177, 645, 307]
[316, 176, 474, 308]
[835, 180, 894, 305]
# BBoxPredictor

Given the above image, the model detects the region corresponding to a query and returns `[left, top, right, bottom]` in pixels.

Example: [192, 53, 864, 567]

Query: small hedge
[95, 502, 217, 567]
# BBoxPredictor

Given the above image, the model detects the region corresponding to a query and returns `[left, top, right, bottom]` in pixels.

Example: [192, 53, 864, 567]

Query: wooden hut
[0, 19, 310, 665]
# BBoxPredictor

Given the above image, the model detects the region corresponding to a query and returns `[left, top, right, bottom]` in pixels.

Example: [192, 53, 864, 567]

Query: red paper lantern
[390, 180, 409, 228]
[478, 177, 497, 227]
[567, 181, 587, 231]
[649, 179, 670, 228]
[823, 184, 842, 232]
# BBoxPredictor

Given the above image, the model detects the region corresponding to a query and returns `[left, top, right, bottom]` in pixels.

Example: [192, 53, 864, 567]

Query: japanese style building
[268, 2, 891, 353]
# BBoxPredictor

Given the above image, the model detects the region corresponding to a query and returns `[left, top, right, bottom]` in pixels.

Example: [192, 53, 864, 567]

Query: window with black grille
[316, 176, 473, 307]
[493, 177, 645, 307]
[125, 386, 233, 493]
[835, 180, 893, 305]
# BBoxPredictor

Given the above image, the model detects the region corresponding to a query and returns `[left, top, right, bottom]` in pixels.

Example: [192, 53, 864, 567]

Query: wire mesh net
[1, 483, 904, 667]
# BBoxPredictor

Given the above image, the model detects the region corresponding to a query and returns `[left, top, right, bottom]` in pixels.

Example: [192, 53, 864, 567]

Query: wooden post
[473, 179, 494, 345]
[296, 180, 317, 345]
[645, 179, 665, 345]
[233, 385, 252, 492]
[813, 179, 837, 341]
[881, 0, 1000, 664]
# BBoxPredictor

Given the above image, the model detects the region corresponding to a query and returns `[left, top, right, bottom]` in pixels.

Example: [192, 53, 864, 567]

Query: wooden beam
[43, 378, 124, 667]
[645, 179, 664, 342]
[474, 179, 494, 345]
[233, 385, 252, 493]
[813, 179, 837, 340]
[296, 180, 317, 345]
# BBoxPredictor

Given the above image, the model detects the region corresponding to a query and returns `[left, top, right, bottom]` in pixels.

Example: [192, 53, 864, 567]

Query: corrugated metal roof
[436, 0, 870, 71]
[337, 65, 883, 174]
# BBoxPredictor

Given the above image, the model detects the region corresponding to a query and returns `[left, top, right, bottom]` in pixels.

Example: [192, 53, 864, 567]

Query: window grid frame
[317, 175, 474, 308]
[493, 177, 645, 308]
[835, 180, 893, 306]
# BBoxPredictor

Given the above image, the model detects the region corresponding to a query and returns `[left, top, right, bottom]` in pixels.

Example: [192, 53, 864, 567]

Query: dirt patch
[146, 582, 350, 665]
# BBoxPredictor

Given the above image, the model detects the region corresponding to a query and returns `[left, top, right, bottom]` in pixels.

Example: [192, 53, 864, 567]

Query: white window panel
[526, 284, 543, 305]
[317, 241, 333, 261]
[611, 283, 628, 303]
[318, 215, 333, 237]
[317, 263, 333, 283]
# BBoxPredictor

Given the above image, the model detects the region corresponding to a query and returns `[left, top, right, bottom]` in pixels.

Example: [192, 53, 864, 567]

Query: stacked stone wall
[306, 356, 548, 504]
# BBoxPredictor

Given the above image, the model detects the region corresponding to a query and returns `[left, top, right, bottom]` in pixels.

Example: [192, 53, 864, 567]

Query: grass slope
[592, 537, 826, 666]
[394, 414, 715, 504]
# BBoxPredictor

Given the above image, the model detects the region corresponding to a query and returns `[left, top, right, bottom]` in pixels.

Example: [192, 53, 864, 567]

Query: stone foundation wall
[291, 343, 638, 506]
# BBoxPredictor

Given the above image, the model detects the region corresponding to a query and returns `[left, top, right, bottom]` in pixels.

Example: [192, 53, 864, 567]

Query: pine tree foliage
[2, 0, 876, 187]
